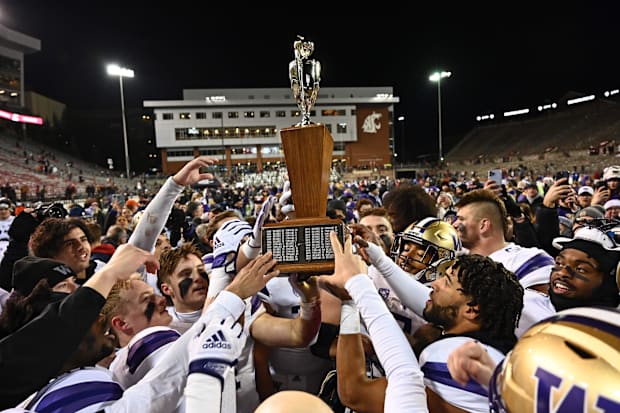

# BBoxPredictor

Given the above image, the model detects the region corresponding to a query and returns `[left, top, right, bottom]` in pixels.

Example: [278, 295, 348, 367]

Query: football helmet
[390, 217, 461, 278]
[489, 306, 620, 412]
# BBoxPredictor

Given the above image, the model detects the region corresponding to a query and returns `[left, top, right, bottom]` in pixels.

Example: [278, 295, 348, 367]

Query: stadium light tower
[429, 70, 451, 164]
[107, 64, 134, 179]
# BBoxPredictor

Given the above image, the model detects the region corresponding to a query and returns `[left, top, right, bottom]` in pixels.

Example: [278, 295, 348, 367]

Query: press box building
[143, 87, 398, 175]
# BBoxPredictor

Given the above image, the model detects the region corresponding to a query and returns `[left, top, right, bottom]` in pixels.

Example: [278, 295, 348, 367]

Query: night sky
[5, 2, 620, 162]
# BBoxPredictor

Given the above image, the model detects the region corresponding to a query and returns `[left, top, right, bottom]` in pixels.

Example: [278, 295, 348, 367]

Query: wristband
[240, 240, 260, 259]
[339, 300, 361, 334]
[310, 323, 339, 359]
[189, 358, 235, 388]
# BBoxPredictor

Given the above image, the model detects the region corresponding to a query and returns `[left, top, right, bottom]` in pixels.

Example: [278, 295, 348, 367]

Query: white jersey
[18, 367, 124, 412]
[167, 306, 201, 325]
[258, 277, 333, 394]
[368, 266, 427, 335]
[0, 215, 14, 265]
[419, 336, 504, 413]
[489, 242, 555, 288]
[516, 288, 556, 337]
[109, 326, 180, 390]
[235, 296, 267, 413]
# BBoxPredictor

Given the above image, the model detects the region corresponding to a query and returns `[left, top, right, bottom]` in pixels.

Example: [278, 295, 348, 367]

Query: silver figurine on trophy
[289, 35, 321, 126]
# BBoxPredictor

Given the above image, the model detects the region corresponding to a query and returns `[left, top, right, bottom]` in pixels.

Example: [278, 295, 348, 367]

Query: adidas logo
[202, 330, 232, 350]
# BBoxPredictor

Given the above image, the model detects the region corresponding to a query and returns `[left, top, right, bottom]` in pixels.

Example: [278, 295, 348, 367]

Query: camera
[555, 171, 570, 181]
[593, 180, 608, 190]
[34, 202, 68, 222]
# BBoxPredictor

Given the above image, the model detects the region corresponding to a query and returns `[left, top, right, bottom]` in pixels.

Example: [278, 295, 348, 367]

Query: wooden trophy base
[262, 217, 345, 274]
[265, 123, 337, 274]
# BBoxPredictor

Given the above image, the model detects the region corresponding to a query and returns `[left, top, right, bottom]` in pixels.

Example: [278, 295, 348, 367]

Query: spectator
[29, 217, 99, 285]
[382, 183, 437, 233]
[576, 185, 594, 208]
[0, 201, 14, 266]
[603, 165, 620, 200]
[604, 199, 620, 219]
[518, 182, 544, 216]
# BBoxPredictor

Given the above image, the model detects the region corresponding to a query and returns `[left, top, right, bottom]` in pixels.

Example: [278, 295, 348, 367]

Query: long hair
[453, 254, 524, 339]
[0, 279, 57, 338]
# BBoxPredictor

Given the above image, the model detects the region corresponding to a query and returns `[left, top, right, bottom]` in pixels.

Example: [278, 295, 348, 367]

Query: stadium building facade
[143, 87, 398, 176]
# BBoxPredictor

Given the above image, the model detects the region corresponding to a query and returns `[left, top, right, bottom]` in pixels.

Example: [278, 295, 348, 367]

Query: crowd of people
[0, 155, 619, 412]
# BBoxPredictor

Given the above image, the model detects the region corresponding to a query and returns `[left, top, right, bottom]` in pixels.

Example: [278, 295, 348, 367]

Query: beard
[61, 330, 115, 372]
[549, 274, 620, 311]
[423, 301, 460, 332]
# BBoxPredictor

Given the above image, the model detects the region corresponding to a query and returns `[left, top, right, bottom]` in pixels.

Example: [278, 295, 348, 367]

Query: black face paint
[552, 264, 590, 282]
[144, 298, 156, 322]
[178, 277, 193, 299]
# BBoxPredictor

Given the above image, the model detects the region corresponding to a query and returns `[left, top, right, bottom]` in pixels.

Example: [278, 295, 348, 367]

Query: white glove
[188, 315, 246, 387]
[241, 195, 276, 259]
[279, 180, 295, 218]
[212, 219, 253, 274]
[365, 241, 390, 268]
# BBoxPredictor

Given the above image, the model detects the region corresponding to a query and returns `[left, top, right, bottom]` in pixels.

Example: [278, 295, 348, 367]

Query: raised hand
[483, 179, 502, 196]
[318, 232, 367, 298]
[447, 340, 497, 388]
[106, 243, 160, 278]
[289, 273, 320, 303]
[279, 180, 295, 219]
[172, 155, 218, 187]
[543, 177, 572, 208]
[225, 252, 280, 300]
[248, 195, 276, 249]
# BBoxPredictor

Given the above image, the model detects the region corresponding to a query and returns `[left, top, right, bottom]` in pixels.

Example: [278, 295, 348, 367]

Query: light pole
[429, 70, 451, 164]
[396, 115, 405, 162]
[107, 64, 134, 180]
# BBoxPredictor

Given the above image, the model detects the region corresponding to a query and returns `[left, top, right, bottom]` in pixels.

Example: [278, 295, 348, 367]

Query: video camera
[33, 202, 68, 222]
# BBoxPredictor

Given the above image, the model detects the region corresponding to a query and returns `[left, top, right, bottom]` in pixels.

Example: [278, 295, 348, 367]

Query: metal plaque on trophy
[261, 36, 345, 274]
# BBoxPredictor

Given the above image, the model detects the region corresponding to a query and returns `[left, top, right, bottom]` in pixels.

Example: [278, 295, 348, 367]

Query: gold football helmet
[390, 217, 461, 278]
[489, 306, 620, 412]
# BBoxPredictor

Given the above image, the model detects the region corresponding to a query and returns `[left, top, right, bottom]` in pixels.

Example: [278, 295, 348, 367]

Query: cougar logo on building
[362, 112, 382, 133]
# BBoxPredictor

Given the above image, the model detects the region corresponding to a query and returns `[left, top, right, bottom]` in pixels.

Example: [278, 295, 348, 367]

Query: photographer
[0, 203, 67, 291]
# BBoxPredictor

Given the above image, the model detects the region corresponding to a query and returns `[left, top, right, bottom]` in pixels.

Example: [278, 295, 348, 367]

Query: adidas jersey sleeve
[128, 177, 184, 254]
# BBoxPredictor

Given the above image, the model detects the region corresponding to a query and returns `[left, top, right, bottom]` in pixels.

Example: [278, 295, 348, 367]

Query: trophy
[261, 36, 344, 274]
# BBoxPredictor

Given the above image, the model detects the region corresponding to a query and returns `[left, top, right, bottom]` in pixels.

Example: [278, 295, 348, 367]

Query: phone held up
[488, 169, 502, 186]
